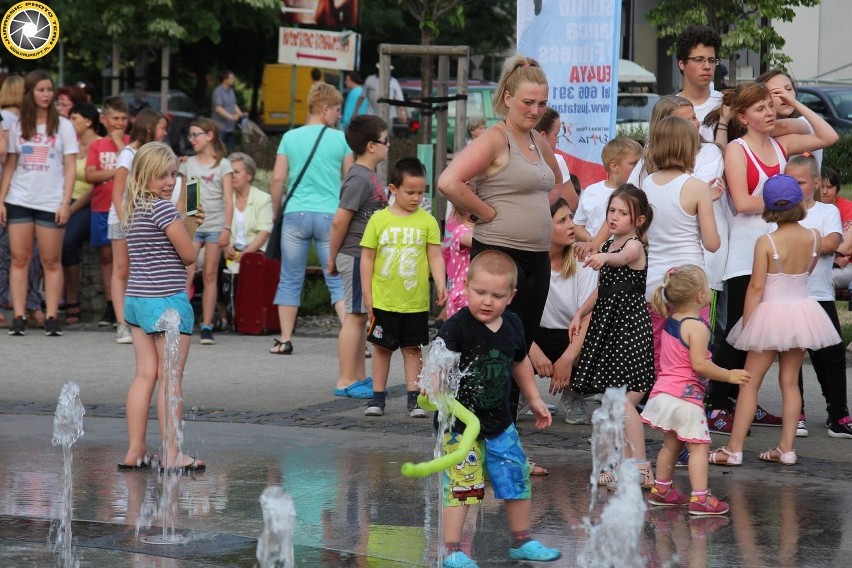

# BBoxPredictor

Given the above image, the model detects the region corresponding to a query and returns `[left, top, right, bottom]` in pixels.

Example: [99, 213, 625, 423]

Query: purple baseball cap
[763, 174, 803, 211]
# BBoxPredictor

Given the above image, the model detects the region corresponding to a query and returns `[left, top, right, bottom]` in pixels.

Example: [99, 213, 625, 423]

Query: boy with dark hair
[675, 24, 723, 141]
[360, 157, 446, 417]
[437, 250, 560, 566]
[85, 95, 129, 327]
[326, 115, 390, 399]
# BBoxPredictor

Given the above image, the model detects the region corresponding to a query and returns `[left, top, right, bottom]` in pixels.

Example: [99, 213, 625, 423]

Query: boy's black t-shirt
[437, 307, 527, 438]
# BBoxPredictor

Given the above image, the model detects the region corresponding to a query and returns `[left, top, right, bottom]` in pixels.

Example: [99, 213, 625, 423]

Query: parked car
[119, 90, 199, 154]
[398, 79, 499, 151]
[615, 92, 659, 144]
[796, 86, 852, 135]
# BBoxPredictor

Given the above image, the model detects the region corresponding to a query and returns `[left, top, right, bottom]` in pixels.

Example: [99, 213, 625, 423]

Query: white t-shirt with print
[6, 118, 78, 213]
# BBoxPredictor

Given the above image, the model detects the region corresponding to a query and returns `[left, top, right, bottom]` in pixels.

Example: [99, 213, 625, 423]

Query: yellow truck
[259, 64, 340, 132]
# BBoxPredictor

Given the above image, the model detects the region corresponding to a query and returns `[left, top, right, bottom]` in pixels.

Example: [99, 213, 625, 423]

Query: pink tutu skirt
[641, 393, 710, 444]
[727, 297, 840, 352]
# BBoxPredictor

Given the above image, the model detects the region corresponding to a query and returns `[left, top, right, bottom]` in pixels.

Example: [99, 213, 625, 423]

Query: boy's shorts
[5, 203, 57, 228]
[124, 292, 194, 335]
[336, 253, 365, 314]
[442, 423, 531, 507]
[108, 221, 127, 240]
[367, 308, 428, 351]
[90, 211, 110, 247]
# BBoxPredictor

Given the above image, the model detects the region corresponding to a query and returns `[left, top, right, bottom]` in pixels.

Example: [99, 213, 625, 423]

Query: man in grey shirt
[212, 70, 244, 152]
[358, 64, 408, 123]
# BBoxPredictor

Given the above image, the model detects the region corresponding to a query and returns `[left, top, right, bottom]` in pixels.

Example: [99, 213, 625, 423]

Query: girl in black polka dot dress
[569, 184, 656, 489]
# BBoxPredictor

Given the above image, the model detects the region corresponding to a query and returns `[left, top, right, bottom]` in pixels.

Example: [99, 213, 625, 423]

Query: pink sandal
[758, 447, 796, 465]
[708, 446, 742, 466]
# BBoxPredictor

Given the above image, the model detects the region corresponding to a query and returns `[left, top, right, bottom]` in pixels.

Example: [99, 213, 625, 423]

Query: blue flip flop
[334, 378, 373, 399]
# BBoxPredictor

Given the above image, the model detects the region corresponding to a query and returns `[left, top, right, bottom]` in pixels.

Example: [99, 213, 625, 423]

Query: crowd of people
[2, 22, 852, 567]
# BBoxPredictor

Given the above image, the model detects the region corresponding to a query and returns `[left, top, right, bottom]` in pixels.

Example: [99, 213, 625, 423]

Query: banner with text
[278, 27, 360, 71]
[517, 1, 620, 188]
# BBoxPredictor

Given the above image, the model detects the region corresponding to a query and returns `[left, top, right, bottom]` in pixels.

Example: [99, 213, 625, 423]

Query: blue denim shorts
[194, 229, 222, 244]
[5, 203, 58, 228]
[442, 423, 531, 506]
[124, 292, 194, 335]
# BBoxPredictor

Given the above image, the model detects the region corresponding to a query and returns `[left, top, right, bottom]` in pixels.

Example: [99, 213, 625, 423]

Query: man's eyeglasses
[685, 56, 721, 66]
[187, 132, 206, 140]
[374, 137, 389, 146]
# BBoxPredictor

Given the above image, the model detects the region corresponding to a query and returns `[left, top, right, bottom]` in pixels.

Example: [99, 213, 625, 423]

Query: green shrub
[824, 133, 852, 184]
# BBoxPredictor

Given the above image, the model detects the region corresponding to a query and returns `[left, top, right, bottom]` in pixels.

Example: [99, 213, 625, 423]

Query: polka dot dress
[572, 237, 655, 394]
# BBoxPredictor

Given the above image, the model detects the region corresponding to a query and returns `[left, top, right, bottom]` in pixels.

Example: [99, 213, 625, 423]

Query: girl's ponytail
[651, 283, 668, 317]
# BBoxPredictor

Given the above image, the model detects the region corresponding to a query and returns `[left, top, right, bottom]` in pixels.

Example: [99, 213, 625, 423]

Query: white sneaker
[115, 324, 133, 344]
[796, 416, 809, 438]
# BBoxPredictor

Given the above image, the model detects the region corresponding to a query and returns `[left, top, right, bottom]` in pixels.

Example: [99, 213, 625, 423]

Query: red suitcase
[234, 252, 281, 335]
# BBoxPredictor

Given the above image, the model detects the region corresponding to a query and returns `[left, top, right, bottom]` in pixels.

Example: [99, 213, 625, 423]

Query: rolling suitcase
[234, 252, 281, 335]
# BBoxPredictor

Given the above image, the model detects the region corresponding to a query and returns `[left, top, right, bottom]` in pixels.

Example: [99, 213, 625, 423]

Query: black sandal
[269, 339, 293, 355]
[64, 303, 81, 325]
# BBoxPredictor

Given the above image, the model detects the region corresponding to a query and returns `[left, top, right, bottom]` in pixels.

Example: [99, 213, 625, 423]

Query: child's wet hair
[651, 264, 707, 317]
[467, 250, 518, 290]
[608, 184, 653, 238]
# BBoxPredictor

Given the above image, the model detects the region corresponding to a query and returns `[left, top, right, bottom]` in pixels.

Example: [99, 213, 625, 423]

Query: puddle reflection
[1, 440, 851, 566]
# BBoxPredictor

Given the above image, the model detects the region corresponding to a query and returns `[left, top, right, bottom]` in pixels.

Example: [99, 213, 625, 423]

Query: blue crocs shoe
[442, 550, 478, 568]
[508, 540, 561, 562]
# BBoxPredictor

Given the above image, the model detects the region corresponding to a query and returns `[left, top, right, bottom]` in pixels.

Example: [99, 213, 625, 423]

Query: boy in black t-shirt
[436, 251, 560, 565]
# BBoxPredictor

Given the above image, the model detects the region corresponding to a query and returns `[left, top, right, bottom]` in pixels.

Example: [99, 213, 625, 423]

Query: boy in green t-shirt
[360, 158, 447, 417]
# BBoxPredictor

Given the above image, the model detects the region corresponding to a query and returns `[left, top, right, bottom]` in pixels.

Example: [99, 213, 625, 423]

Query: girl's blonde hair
[493, 54, 547, 117]
[121, 142, 178, 231]
[189, 117, 226, 167]
[651, 264, 707, 317]
[551, 198, 577, 279]
[649, 95, 693, 134]
[645, 115, 699, 174]
[0, 75, 24, 109]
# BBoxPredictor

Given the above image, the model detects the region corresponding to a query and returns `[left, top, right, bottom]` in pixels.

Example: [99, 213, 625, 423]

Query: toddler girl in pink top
[640, 264, 750, 516]
[443, 207, 474, 317]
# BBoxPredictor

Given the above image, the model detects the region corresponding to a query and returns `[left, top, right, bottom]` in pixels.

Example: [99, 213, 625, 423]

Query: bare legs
[122, 327, 203, 469]
[724, 348, 804, 455]
[9, 223, 63, 319]
[110, 238, 129, 325]
[336, 312, 368, 390]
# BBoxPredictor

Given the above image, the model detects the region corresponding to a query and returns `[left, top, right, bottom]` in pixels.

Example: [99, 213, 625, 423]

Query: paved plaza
[0, 327, 851, 566]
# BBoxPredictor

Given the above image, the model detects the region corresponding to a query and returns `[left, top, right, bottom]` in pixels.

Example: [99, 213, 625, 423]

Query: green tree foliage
[647, 0, 821, 70]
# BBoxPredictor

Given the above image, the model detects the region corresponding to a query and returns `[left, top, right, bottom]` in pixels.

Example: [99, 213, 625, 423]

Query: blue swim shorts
[442, 423, 531, 506]
[124, 292, 194, 335]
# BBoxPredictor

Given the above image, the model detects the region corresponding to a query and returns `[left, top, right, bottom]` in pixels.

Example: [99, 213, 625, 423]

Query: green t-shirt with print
[360, 207, 440, 313]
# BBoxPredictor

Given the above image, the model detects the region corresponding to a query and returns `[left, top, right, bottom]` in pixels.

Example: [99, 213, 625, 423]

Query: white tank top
[643, 172, 705, 301]
[723, 138, 787, 280]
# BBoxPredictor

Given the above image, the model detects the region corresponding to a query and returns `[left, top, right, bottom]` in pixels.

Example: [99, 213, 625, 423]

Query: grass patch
[835, 301, 852, 345]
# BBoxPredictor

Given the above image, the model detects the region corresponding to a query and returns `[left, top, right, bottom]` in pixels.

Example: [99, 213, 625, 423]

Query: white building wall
[774, 0, 852, 84]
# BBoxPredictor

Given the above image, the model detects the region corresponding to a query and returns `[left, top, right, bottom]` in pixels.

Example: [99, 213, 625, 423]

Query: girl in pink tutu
[642, 265, 750, 515]
[710, 174, 840, 467]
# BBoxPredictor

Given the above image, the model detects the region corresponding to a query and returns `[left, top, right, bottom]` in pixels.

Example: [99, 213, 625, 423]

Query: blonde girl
[109, 108, 169, 344]
[120, 141, 204, 472]
[642, 265, 749, 515]
[641, 115, 720, 376]
[182, 117, 234, 345]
